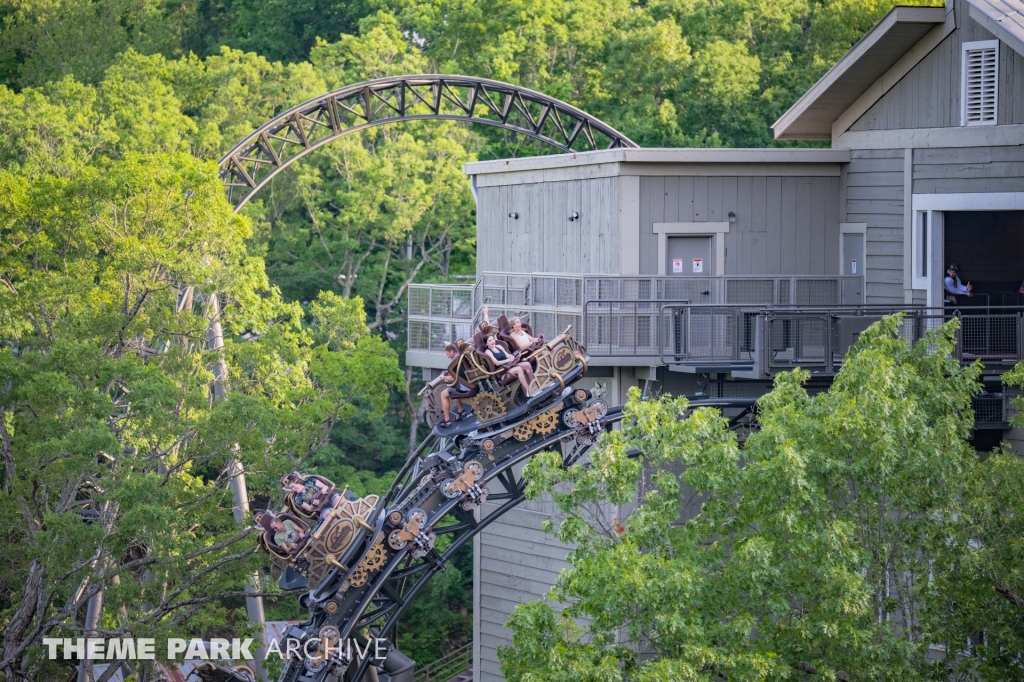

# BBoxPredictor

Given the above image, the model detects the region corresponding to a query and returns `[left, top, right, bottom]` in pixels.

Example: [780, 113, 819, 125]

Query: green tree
[0, 0, 194, 87]
[0, 151, 402, 681]
[258, 14, 478, 323]
[922, 365, 1024, 679]
[499, 316, 1017, 681]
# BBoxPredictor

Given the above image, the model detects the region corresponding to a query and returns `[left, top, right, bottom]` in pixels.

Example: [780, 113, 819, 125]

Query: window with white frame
[912, 211, 930, 290]
[961, 40, 999, 126]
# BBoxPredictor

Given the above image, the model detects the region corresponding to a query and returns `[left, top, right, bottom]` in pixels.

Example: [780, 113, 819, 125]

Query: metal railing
[476, 273, 864, 309]
[407, 283, 476, 351]
[581, 300, 663, 357]
[465, 273, 864, 351]
[657, 305, 1024, 374]
[412, 642, 472, 682]
[973, 392, 1009, 428]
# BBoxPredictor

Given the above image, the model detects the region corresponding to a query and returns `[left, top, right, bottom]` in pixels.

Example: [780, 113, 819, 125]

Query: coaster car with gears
[256, 493, 385, 597]
[251, 331, 624, 682]
[421, 325, 588, 438]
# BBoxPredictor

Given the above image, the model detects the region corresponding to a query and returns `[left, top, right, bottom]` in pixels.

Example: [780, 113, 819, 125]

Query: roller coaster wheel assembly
[388, 529, 407, 550]
[442, 478, 463, 498]
[563, 408, 580, 428]
[472, 392, 507, 421]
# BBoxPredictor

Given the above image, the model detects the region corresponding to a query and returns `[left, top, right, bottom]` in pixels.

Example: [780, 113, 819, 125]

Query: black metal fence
[580, 302, 1024, 373]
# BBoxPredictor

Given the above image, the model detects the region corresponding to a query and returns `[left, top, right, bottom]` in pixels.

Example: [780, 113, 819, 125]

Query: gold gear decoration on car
[532, 407, 559, 436]
[472, 392, 507, 421]
[511, 421, 535, 441]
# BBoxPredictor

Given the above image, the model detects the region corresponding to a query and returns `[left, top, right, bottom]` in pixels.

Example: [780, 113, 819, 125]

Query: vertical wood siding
[638, 176, 841, 275]
[476, 177, 621, 276]
[851, 3, 1024, 131]
[912, 145, 1024, 193]
[477, 500, 571, 681]
[846, 150, 907, 303]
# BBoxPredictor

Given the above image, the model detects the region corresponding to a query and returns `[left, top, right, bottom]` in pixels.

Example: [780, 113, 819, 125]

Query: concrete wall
[851, 1, 1024, 131]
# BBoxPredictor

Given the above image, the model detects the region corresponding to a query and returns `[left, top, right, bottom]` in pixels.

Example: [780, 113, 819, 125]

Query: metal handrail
[412, 642, 472, 682]
[655, 304, 1024, 373]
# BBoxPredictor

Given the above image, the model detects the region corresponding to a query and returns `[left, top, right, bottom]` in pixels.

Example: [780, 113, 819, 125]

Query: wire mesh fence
[973, 393, 1008, 426]
[581, 301, 661, 356]
[409, 275, 1024, 372]
[407, 283, 476, 350]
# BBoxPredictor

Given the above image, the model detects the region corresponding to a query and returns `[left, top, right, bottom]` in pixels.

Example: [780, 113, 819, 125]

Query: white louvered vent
[961, 40, 999, 126]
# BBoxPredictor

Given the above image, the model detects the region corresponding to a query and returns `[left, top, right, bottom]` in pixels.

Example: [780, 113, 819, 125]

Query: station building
[404, 1, 1024, 677]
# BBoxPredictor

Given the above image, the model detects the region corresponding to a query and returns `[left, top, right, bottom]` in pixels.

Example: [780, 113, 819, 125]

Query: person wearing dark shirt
[483, 335, 534, 395]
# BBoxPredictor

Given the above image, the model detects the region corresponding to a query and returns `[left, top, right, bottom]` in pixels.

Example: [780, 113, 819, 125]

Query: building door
[667, 236, 713, 276]
[843, 233, 864, 277]
[841, 232, 865, 304]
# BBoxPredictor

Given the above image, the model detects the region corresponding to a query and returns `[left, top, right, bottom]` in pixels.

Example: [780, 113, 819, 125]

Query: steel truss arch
[218, 74, 638, 210]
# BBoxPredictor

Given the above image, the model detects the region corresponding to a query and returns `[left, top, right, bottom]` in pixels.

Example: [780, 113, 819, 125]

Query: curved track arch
[218, 74, 638, 210]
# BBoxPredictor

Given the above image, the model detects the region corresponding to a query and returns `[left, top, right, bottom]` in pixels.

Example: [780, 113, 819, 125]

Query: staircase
[412, 643, 472, 682]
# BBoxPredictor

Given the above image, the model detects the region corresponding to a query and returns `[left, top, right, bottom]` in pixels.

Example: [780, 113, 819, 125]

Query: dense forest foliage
[507, 318, 1024, 681]
[0, 0, 944, 675]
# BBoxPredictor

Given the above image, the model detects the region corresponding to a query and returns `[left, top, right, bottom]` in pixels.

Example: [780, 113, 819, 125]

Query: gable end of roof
[968, 0, 1024, 58]
[772, 5, 951, 140]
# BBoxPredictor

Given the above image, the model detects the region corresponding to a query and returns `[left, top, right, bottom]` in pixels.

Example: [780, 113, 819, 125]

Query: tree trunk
[2, 558, 44, 682]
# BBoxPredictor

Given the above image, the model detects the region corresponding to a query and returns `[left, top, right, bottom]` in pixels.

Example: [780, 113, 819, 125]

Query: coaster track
[194, 361, 759, 682]
[218, 74, 638, 210]
[194, 344, 614, 682]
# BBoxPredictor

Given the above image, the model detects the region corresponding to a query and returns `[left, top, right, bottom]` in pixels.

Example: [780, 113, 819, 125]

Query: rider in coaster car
[473, 306, 499, 348]
[482, 334, 535, 396]
[439, 341, 474, 427]
[506, 316, 543, 352]
[282, 472, 357, 520]
[256, 509, 307, 554]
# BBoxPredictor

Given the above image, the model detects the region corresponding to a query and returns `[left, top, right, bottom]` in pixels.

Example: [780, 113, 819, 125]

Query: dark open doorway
[944, 210, 1024, 306]
[943, 210, 1024, 362]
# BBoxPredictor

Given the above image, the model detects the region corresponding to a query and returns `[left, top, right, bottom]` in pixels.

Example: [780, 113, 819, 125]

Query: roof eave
[772, 5, 948, 141]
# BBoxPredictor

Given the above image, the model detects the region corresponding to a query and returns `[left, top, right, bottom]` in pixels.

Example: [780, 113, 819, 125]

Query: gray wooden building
[404, 0, 1024, 678]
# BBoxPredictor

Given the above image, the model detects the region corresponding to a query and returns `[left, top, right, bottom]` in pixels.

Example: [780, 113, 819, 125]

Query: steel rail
[218, 75, 637, 210]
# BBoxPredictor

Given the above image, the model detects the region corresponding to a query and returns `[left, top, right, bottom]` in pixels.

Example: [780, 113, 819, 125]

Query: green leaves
[0, 140, 404, 678]
[502, 316, 1024, 680]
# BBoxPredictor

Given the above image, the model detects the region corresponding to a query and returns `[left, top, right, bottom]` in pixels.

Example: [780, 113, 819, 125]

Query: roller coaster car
[283, 474, 337, 519]
[466, 327, 587, 427]
[258, 495, 384, 594]
[462, 336, 527, 421]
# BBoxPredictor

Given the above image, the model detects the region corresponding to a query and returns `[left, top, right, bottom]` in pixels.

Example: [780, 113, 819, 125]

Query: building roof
[772, 5, 950, 140]
[968, 0, 1024, 58]
[464, 147, 851, 176]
